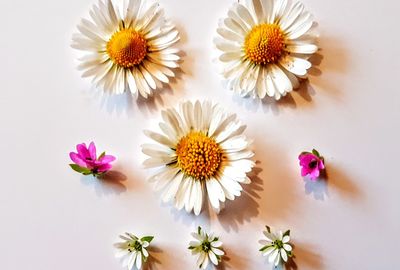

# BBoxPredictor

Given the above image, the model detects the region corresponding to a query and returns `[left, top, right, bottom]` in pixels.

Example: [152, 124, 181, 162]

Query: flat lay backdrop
[1, 0, 399, 269]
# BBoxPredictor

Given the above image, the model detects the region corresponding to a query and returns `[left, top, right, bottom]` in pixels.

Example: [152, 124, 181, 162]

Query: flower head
[189, 226, 224, 269]
[114, 233, 153, 270]
[260, 226, 293, 267]
[215, 0, 318, 100]
[298, 149, 325, 180]
[69, 142, 115, 176]
[142, 100, 255, 215]
[72, 0, 180, 97]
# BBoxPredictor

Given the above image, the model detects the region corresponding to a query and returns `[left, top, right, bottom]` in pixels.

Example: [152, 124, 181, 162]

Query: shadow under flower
[217, 246, 248, 270]
[168, 198, 212, 229]
[143, 246, 163, 270]
[285, 242, 324, 270]
[80, 170, 127, 196]
[217, 166, 264, 232]
[303, 163, 362, 201]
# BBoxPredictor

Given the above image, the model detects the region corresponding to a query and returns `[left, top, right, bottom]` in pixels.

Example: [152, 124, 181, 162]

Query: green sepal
[69, 164, 91, 174]
[283, 230, 291, 237]
[312, 149, 320, 157]
[98, 151, 106, 159]
[197, 226, 202, 235]
[259, 244, 273, 252]
[141, 236, 154, 243]
[188, 246, 195, 250]
[265, 225, 271, 233]
[213, 237, 219, 242]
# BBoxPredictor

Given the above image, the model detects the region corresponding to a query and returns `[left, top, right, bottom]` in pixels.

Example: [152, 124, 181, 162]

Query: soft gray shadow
[217, 166, 264, 232]
[80, 170, 127, 196]
[168, 198, 211, 228]
[97, 90, 136, 117]
[285, 242, 324, 270]
[143, 246, 163, 270]
[136, 51, 187, 116]
[304, 177, 329, 201]
[231, 78, 317, 115]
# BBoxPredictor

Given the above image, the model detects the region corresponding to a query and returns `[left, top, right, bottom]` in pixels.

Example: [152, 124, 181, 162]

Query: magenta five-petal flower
[69, 142, 116, 176]
[298, 149, 325, 181]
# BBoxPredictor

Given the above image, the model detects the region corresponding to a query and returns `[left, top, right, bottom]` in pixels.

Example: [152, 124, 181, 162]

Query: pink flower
[69, 142, 116, 176]
[298, 149, 325, 181]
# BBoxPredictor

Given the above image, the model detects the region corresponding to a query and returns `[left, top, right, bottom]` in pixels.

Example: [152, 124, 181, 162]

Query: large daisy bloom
[142, 100, 255, 215]
[215, 0, 318, 100]
[72, 0, 180, 97]
[114, 232, 154, 270]
[259, 226, 293, 266]
[189, 226, 225, 269]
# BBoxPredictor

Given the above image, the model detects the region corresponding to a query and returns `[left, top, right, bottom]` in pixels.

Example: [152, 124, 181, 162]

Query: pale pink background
[1, 0, 399, 269]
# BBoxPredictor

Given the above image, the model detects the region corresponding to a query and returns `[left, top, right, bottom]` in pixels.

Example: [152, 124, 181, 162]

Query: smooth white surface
[1, 0, 399, 269]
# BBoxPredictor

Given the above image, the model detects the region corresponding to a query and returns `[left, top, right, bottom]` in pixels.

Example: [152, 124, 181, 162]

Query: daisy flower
[298, 149, 325, 180]
[142, 100, 254, 215]
[114, 232, 154, 270]
[69, 142, 116, 176]
[260, 226, 293, 267]
[72, 0, 180, 97]
[189, 226, 224, 269]
[215, 0, 318, 100]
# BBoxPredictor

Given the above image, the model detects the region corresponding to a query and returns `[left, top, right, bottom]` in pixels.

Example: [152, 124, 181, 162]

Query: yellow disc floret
[176, 131, 222, 180]
[106, 29, 147, 68]
[244, 23, 285, 65]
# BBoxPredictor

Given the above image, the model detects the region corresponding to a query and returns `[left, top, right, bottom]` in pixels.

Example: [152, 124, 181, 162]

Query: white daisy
[142, 100, 254, 215]
[215, 0, 318, 100]
[114, 233, 153, 270]
[72, 0, 180, 97]
[260, 226, 293, 267]
[189, 226, 225, 269]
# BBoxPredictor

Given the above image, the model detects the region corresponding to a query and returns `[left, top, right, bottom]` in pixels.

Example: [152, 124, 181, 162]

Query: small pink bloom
[298, 149, 325, 181]
[69, 142, 116, 176]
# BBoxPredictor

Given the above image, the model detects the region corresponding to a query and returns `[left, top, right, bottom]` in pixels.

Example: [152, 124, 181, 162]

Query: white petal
[269, 249, 279, 263]
[283, 244, 292, 251]
[135, 252, 143, 269]
[235, 4, 256, 27]
[270, 64, 293, 95]
[262, 246, 275, 256]
[142, 60, 169, 83]
[281, 249, 288, 262]
[278, 55, 311, 76]
[162, 173, 183, 203]
[139, 65, 157, 90]
[285, 43, 317, 54]
[212, 247, 224, 256]
[206, 179, 223, 210]
[128, 251, 136, 270]
[279, 1, 304, 31]
[220, 135, 249, 151]
[217, 27, 244, 43]
[209, 251, 219, 265]
[285, 12, 313, 40]
[211, 241, 223, 248]
[143, 130, 175, 148]
[193, 180, 203, 215]
[282, 235, 290, 243]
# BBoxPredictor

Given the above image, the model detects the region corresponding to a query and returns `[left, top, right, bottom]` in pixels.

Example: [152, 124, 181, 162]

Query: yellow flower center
[106, 29, 147, 68]
[176, 131, 222, 180]
[244, 24, 285, 65]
